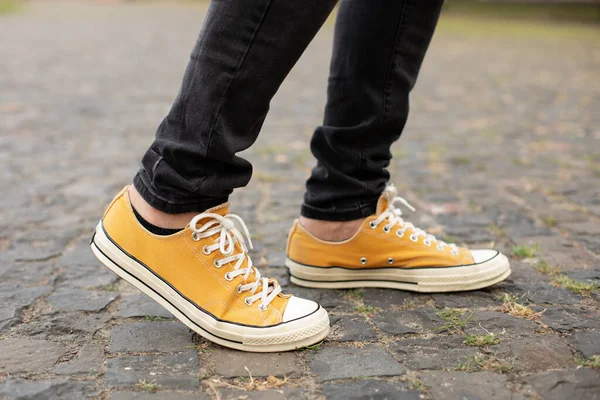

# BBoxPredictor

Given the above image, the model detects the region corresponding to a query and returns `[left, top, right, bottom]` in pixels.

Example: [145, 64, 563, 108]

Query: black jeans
[133, 0, 443, 221]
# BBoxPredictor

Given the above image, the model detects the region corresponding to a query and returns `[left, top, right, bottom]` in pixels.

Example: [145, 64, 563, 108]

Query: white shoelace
[189, 212, 281, 310]
[371, 186, 459, 256]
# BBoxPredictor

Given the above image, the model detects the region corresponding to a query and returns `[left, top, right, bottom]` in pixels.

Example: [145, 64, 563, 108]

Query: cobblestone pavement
[1, 2, 599, 399]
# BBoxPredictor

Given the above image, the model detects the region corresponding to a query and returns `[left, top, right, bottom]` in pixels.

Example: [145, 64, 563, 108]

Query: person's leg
[133, 0, 337, 227]
[301, 0, 443, 238]
[285, 0, 511, 292]
[92, 0, 337, 352]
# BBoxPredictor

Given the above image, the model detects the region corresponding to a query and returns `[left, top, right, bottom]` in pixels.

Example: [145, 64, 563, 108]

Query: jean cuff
[133, 173, 228, 215]
[300, 200, 378, 221]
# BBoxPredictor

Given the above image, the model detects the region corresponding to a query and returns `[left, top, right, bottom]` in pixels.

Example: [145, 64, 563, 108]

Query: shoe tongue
[204, 202, 230, 216]
[187, 202, 230, 230]
[376, 186, 397, 215]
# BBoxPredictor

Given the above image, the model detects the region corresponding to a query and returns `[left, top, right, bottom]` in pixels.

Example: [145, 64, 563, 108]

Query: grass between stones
[409, 377, 427, 392]
[436, 308, 474, 333]
[455, 354, 514, 374]
[574, 355, 600, 369]
[354, 305, 382, 316]
[143, 315, 171, 322]
[98, 283, 120, 292]
[541, 216, 559, 228]
[463, 334, 501, 347]
[300, 341, 324, 352]
[502, 302, 539, 320]
[497, 293, 542, 321]
[137, 379, 160, 392]
[345, 289, 364, 301]
[535, 259, 561, 276]
[510, 244, 539, 258]
[231, 375, 290, 391]
[186, 342, 211, 353]
[510, 242, 598, 296]
[535, 259, 598, 295]
[553, 275, 599, 295]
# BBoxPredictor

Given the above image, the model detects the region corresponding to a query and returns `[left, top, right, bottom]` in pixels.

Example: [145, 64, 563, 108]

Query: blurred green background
[2, 0, 600, 23]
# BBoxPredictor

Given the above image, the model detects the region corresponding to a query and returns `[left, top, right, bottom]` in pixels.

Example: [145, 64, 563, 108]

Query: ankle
[128, 186, 198, 229]
[298, 216, 364, 242]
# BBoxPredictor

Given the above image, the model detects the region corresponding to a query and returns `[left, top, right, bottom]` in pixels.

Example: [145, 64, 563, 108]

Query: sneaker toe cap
[282, 296, 320, 322]
[471, 249, 500, 264]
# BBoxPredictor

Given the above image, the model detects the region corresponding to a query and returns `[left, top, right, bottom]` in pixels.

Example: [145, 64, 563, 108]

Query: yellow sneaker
[286, 185, 510, 292]
[91, 187, 329, 352]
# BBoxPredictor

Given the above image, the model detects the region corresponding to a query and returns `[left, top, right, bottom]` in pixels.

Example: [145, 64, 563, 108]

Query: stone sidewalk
[1, 2, 599, 399]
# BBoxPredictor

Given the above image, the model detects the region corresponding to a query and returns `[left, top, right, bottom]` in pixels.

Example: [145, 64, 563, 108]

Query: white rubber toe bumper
[471, 249, 499, 264]
[91, 222, 330, 352]
[283, 296, 320, 322]
[286, 250, 511, 293]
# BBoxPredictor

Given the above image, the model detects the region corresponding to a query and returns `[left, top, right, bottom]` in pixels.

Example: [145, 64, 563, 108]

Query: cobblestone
[372, 308, 442, 335]
[420, 371, 527, 400]
[217, 388, 309, 400]
[495, 336, 574, 372]
[321, 380, 419, 400]
[116, 294, 175, 319]
[431, 291, 498, 309]
[567, 331, 600, 358]
[15, 312, 111, 343]
[0, 338, 66, 374]
[463, 311, 539, 338]
[389, 335, 480, 371]
[0, 379, 98, 400]
[110, 393, 208, 400]
[208, 349, 302, 378]
[108, 322, 193, 353]
[539, 306, 600, 332]
[308, 344, 405, 382]
[53, 343, 105, 376]
[330, 315, 377, 342]
[47, 288, 119, 312]
[0, 284, 52, 331]
[524, 369, 600, 400]
[105, 350, 200, 390]
[0, 2, 599, 399]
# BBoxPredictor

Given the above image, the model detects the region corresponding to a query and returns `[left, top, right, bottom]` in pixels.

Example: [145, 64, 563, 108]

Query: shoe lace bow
[372, 185, 459, 255]
[189, 212, 281, 309]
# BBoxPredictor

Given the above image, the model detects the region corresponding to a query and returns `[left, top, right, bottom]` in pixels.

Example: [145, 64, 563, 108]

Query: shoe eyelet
[244, 297, 252, 306]
[192, 232, 201, 242]
[383, 226, 391, 233]
[396, 230, 404, 238]
[410, 234, 418, 242]
[360, 257, 367, 265]
[202, 245, 211, 255]
[423, 240, 432, 246]
[369, 221, 377, 229]
[258, 304, 267, 311]
[437, 245, 445, 251]
[388, 257, 394, 264]
[224, 272, 233, 281]
[452, 250, 459, 256]
[236, 284, 243, 294]
[213, 259, 222, 268]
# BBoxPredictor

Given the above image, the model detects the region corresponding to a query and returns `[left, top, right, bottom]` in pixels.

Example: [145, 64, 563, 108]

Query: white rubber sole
[286, 252, 511, 293]
[91, 223, 330, 352]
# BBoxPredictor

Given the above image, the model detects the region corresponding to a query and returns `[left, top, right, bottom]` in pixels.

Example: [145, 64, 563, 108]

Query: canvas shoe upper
[91, 187, 329, 352]
[286, 185, 510, 292]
